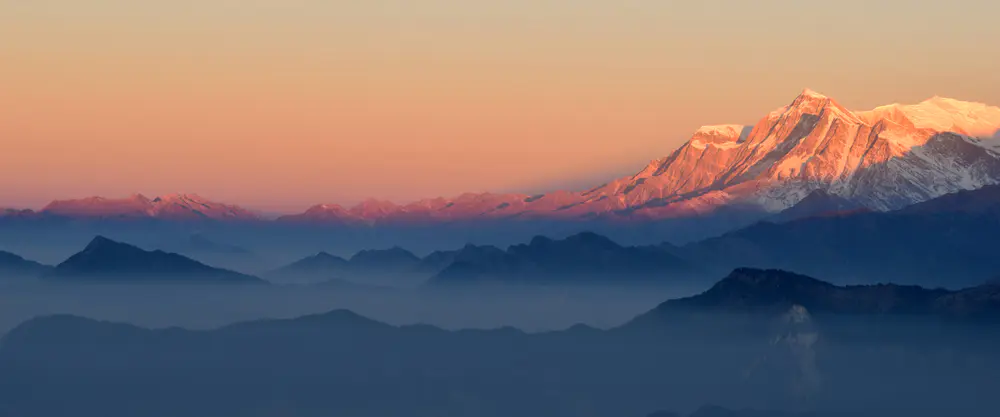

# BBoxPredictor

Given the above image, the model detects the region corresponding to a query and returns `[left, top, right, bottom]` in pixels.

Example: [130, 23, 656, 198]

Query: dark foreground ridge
[645, 268, 999, 317]
[43, 236, 265, 283]
[1, 268, 999, 417]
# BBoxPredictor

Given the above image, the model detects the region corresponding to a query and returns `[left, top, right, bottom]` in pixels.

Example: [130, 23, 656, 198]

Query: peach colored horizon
[2, 1, 999, 212]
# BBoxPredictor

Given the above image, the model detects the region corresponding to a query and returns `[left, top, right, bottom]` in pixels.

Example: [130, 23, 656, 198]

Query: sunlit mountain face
[276, 90, 1000, 223]
[38, 194, 260, 221]
[9, 90, 999, 228]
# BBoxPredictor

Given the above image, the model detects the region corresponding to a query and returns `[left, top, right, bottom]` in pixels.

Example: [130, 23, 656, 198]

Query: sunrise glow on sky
[2, 0, 998, 211]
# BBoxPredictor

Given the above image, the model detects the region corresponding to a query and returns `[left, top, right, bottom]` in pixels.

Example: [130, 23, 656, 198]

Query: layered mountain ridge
[3, 268, 1000, 417]
[8, 90, 1000, 224]
[670, 184, 1000, 287]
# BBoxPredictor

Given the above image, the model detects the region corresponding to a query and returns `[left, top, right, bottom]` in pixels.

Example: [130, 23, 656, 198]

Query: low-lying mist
[0, 279, 705, 335]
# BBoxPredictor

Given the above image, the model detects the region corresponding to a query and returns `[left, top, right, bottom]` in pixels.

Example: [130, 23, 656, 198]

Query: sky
[2, 0, 999, 212]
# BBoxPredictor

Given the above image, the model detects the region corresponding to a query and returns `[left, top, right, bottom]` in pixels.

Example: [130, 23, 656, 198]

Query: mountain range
[265, 247, 421, 284]
[31, 193, 261, 221]
[5, 91, 999, 228]
[268, 183, 1000, 288]
[261, 231, 695, 286]
[427, 232, 695, 285]
[149, 233, 262, 273]
[43, 236, 264, 283]
[3, 180, 1000, 288]
[671, 184, 1000, 287]
[2, 268, 998, 417]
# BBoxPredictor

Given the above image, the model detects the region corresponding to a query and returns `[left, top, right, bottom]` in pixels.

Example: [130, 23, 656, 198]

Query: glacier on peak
[857, 97, 1000, 139]
[693, 124, 747, 138]
[796, 88, 829, 101]
[576, 89, 1000, 214]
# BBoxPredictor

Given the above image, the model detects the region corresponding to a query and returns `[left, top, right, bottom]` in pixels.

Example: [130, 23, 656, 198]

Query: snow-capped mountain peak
[689, 125, 749, 150]
[40, 90, 1000, 226]
[40, 193, 259, 221]
[542, 90, 1000, 215]
[857, 97, 1000, 139]
[280, 90, 1000, 223]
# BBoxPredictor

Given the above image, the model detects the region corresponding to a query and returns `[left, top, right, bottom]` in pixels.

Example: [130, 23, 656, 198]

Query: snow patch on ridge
[689, 139, 742, 150]
[694, 124, 745, 138]
[858, 97, 1000, 139]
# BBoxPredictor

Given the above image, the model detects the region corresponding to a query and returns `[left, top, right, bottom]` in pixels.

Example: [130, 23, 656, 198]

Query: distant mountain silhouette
[673, 185, 1000, 288]
[430, 244, 512, 282]
[348, 246, 421, 272]
[412, 248, 459, 274]
[271, 232, 697, 286]
[267, 246, 423, 285]
[151, 233, 261, 272]
[265, 251, 349, 283]
[0, 250, 51, 279]
[3, 268, 1000, 417]
[429, 232, 696, 285]
[0, 208, 40, 219]
[770, 189, 866, 223]
[44, 236, 264, 283]
[635, 268, 998, 320]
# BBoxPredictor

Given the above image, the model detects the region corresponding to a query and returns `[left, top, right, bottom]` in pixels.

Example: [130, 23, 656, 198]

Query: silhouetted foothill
[640, 268, 1000, 319]
[0, 250, 52, 279]
[44, 236, 264, 283]
[428, 231, 695, 285]
[348, 246, 420, 271]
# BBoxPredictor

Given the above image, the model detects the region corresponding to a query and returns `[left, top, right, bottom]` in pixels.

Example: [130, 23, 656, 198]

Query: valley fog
[0, 280, 703, 335]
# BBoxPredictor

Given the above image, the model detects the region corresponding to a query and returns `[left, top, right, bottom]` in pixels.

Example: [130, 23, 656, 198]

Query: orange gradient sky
[2, 0, 999, 212]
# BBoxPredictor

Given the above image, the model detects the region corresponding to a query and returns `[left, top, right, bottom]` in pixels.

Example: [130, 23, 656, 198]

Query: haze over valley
[3, 1, 1000, 415]
[1, 94, 1000, 415]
